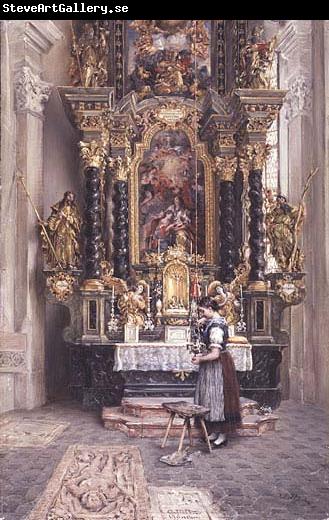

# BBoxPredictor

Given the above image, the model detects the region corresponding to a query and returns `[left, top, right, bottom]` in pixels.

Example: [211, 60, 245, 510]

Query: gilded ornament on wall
[47, 272, 76, 302]
[41, 191, 82, 270]
[214, 156, 238, 182]
[275, 275, 306, 306]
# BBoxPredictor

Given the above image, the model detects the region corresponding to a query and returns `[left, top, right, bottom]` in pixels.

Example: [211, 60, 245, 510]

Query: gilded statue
[240, 26, 276, 89]
[265, 191, 305, 272]
[41, 191, 82, 270]
[69, 21, 110, 87]
[117, 281, 148, 326]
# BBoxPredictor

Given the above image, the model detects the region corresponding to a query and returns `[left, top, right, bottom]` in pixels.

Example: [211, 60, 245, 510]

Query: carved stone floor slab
[149, 486, 225, 520]
[0, 418, 70, 448]
[27, 444, 151, 520]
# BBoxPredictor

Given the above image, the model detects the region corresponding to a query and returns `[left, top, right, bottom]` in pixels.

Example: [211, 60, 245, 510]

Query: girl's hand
[191, 355, 202, 365]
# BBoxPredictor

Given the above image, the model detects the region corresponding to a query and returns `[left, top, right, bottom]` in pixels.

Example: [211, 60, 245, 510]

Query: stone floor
[0, 399, 328, 520]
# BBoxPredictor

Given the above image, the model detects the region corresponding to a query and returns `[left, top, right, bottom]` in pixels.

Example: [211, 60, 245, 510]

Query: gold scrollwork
[79, 140, 106, 169]
[275, 275, 306, 306]
[47, 272, 75, 302]
[240, 143, 271, 171]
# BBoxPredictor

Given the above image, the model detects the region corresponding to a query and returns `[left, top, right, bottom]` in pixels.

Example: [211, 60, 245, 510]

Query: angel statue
[239, 26, 277, 89]
[41, 191, 82, 270]
[117, 281, 149, 327]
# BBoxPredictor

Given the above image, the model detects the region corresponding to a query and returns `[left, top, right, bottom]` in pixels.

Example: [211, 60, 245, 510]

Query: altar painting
[138, 129, 205, 260]
[128, 20, 211, 99]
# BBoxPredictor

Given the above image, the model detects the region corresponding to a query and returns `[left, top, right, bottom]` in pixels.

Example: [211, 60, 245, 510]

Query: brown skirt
[205, 351, 242, 434]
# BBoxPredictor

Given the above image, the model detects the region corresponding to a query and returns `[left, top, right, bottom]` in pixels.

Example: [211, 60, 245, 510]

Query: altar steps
[102, 397, 279, 439]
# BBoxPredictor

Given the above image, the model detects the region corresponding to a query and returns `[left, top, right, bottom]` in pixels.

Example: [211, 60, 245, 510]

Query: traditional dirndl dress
[194, 317, 242, 434]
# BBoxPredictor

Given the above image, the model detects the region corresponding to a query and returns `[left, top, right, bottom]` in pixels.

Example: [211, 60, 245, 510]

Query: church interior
[1, 19, 329, 520]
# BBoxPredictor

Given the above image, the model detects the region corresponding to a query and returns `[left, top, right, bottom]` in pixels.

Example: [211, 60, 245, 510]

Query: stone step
[121, 396, 260, 419]
[102, 405, 278, 439]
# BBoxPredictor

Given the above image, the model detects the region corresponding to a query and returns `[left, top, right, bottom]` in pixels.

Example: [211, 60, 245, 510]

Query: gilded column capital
[14, 66, 52, 116]
[79, 140, 106, 169]
[214, 156, 238, 182]
[239, 143, 271, 171]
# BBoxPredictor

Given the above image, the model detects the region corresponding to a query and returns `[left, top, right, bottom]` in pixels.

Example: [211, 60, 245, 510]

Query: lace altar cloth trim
[114, 343, 197, 372]
[226, 343, 253, 371]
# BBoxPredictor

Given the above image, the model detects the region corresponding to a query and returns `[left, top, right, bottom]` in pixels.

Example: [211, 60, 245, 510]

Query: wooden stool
[161, 401, 212, 453]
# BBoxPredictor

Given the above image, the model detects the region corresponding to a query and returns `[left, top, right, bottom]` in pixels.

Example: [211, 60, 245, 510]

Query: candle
[205, 284, 208, 296]
[158, 239, 160, 256]
[112, 285, 115, 300]
[190, 242, 193, 256]
[240, 284, 243, 301]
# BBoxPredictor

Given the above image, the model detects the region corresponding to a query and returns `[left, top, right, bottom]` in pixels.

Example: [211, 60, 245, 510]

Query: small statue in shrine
[239, 26, 276, 89]
[117, 281, 148, 326]
[41, 191, 82, 270]
[266, 193, 305, 272]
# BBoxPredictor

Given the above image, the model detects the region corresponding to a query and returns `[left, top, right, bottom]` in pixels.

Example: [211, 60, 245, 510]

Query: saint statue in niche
[139, 130, 205, 259]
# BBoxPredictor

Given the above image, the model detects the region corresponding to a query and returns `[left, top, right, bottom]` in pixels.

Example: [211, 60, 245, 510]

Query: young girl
[192, 297, 241, 447]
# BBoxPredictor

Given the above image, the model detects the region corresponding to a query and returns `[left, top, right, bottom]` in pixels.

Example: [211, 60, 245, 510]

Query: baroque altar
[41, 20, 308, 410]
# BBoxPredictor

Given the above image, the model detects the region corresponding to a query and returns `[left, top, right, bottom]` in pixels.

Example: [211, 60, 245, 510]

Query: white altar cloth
[114, 342, 197, 372]
[226, 341, 253, 371]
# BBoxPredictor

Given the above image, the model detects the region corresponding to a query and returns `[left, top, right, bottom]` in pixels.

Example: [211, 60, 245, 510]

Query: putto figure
[42, 191, 82, 270]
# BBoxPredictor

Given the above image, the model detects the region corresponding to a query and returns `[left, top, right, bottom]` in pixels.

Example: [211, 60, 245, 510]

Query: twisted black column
[84, 166, 102, 279]
[248, 169, 265, 282]
[112, 180, 129, 279]
[220, 180, 236, 283]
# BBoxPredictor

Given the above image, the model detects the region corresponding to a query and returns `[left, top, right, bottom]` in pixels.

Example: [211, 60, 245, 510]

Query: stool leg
[177, 418, 188, 452]
[187, 418, 193, 447]
[200, 418, 212, 453]
[161, 412, 175, 448]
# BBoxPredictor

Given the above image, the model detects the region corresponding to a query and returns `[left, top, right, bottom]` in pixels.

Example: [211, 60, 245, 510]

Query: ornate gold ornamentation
[214, 156, 238, 182]
[241, 143, 271, 171]
[41, 192, 82, 270]
[69, 21, 110, 87]
[275, 275, 306, 305]
[129, 122, 215, 265]
[47, 272, 75, 302]
[239, 26, 277, 89]
[173, 371, 191, 382]
[79, 140, 106, 169]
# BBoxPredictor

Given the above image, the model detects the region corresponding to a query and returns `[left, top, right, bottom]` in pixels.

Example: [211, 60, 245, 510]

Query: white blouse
[209, 327, 224, 350]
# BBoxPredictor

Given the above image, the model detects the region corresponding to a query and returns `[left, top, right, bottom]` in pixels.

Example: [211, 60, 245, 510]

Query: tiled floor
[0, 399, 328, 520]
